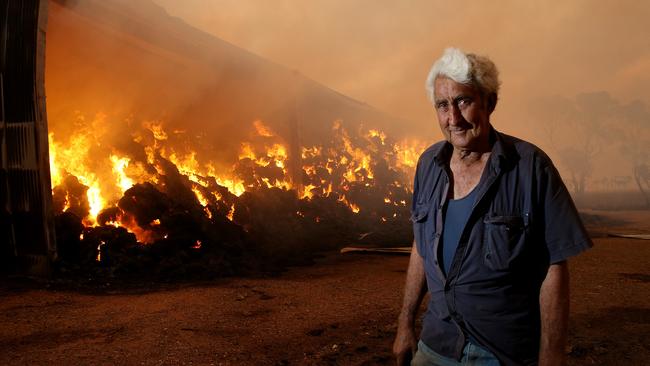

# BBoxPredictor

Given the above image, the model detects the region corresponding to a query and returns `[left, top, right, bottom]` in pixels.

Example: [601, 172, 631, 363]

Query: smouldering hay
[51, 119, 422, 281]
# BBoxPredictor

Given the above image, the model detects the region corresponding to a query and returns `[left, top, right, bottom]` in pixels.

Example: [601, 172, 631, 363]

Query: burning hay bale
[54, 180, 250, 280]
[233, 187, 356, 265]
[52, 174, 91, 219]
[54, 210, 141, 278]
[49, 118, 424, 281]
[54, 211, 86, 265]
[85, 225, 139, 271]
[118, 183, 173, 228]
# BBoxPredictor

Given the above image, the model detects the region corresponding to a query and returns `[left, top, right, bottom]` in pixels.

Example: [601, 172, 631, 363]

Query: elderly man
[393, 48, 592, 366]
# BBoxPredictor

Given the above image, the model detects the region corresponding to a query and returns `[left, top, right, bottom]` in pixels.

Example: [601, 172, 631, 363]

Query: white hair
[425, 47, 500, 104]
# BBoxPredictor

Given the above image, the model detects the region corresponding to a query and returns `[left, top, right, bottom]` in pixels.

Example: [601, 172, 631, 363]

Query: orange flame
[49, 114, 426, 244]
[226, 204, 235, 221]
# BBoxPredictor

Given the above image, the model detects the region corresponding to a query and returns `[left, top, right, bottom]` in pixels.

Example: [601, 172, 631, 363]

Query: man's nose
[449, 103, 463, 126]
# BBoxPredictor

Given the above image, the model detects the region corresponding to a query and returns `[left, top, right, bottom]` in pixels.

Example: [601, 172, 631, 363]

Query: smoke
[152, 0, 650, 189]
[153, 0, 649, 124]
[46, 0, 650, 195]
[43, 0, 649, 280]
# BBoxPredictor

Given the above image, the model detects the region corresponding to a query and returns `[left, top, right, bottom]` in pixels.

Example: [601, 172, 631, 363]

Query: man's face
[433, 76, 493, 151]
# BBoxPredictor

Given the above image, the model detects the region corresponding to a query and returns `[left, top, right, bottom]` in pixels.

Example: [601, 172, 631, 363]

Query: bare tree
[617, 100, 650, 208]
[533, 92, 650, 207]
[531, 92, 616, 197]
[565, 92, 617, 196]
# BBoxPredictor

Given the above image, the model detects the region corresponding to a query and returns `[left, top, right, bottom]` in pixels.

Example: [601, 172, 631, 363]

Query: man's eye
[436, 103, 448, 111]
[458, 98, 472, 107]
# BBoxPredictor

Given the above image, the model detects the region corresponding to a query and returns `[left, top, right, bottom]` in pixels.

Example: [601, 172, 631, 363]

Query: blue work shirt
[411, 128, 592, 366]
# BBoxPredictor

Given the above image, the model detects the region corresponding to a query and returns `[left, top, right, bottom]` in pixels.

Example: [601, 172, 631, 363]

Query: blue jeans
[411, 340, 501, 366]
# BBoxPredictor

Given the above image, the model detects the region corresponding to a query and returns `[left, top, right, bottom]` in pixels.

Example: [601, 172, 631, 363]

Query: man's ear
[487, 93, 498, 113]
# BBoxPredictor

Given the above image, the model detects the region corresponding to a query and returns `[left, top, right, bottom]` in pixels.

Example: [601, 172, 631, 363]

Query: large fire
[48, 113, 426, 264]
[42, 0, 428, 278]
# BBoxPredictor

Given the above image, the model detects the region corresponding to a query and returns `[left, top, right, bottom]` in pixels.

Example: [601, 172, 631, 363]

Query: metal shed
[1, 0, 56, 275]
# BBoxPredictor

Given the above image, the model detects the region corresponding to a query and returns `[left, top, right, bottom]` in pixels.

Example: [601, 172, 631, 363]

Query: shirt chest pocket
[483, 214, 528, 271]
[411, 203, 436, 259]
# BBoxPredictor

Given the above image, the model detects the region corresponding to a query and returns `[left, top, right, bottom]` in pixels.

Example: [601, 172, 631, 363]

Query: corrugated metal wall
[0, 0, 56, 275]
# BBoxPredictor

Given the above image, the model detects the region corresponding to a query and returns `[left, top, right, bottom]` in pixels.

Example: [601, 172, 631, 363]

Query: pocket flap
[483, 215, 524, 228]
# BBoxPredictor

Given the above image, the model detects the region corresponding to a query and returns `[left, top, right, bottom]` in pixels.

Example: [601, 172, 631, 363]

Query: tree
[533, 92, 650, 206]
[532, 92, 616, 197]
[616, 100, 650, 207]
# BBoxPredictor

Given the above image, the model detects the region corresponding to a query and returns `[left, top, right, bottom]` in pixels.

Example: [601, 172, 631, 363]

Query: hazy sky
[153, 0, 650, 141]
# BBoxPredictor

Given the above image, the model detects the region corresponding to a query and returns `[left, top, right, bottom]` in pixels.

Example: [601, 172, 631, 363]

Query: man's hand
[393, 322, 418, 365]
[393, 243, 427, 365]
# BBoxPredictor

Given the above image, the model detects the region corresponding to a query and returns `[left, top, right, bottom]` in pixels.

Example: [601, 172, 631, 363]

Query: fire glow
[49, 116, 426, 258]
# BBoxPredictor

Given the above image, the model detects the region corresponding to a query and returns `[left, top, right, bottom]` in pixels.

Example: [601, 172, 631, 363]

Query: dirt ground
[1, 210, 648, 365]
